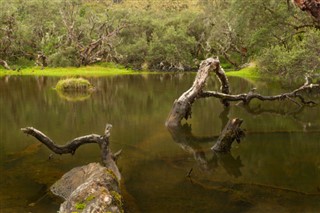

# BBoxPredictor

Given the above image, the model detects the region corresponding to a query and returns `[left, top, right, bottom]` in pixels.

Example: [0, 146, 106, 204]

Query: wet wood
[211, 118, 245, 153]
[165, 57, 230, 127]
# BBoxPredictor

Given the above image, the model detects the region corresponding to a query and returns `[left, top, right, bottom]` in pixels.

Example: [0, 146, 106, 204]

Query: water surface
[0, 74, 319, 212]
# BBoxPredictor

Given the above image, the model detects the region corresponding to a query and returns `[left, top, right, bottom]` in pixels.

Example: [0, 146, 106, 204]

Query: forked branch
[21, 124, 112, 155]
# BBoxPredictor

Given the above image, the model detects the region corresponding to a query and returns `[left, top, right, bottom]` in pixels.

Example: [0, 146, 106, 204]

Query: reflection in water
[1, 74, 320, 212]
[167, 122, 244, 178]
[56, 90, 92, 102]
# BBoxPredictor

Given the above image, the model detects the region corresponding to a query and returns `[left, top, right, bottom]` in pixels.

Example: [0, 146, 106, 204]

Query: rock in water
[51, 162, 123, 213]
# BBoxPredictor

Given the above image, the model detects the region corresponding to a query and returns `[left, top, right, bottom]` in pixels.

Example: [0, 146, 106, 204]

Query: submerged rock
[51, 162, 123, 213]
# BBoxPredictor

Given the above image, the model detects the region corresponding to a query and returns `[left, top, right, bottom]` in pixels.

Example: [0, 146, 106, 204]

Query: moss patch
[75, 202, 86, 210]
[55, 78, 93, 92]
[110, 190, 123, 209]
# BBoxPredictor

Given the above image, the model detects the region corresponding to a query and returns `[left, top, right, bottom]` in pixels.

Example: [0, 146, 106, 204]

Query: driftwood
[21, 124, 119, 172]
[211, 118, 245, 152]
[0, 59, 11, 70]
[21, 124, 124, 212]
[165, 57, 320, 127]
[165, 57, 230, 127]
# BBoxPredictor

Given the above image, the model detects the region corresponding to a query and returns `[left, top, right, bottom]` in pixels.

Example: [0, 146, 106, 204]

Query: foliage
[0, 0, 319, 75]
[258, 29, 320, 76]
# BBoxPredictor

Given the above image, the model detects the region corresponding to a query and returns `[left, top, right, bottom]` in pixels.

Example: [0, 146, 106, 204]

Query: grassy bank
[0, 65, 147, 77]
[226, 67, 260, 79]
[0, 64, 261, 79]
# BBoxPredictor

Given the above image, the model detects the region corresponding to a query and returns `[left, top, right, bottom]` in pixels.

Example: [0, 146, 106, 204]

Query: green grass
[0, 65, 149, 77]
[55, 78, 93, 91]
[226, 67, 260, 79]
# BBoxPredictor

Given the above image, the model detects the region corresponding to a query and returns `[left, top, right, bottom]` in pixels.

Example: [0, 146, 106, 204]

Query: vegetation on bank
[0, 63, 261, 80]
[0, 65, 143, 77]
[1, 0, 319, 76]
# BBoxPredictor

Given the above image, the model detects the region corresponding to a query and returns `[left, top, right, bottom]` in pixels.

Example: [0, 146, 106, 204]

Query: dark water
[0, 74, 319, 213]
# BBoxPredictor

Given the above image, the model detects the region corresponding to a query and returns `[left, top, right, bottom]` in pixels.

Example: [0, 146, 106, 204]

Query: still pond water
[0, 73, 320, 213]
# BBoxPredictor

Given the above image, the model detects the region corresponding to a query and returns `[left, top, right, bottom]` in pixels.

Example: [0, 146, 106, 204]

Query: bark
[165, 57, 230, 127]
[211, 118, 245, 153]
[0, 59, 11, 70]
[293, 0, 320, 20]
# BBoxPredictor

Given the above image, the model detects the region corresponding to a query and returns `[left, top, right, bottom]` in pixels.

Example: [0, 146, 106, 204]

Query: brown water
[0, 74, 319, 213]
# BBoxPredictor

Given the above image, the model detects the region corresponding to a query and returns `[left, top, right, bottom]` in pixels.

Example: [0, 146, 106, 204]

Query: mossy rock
[55, 78, 94, 92]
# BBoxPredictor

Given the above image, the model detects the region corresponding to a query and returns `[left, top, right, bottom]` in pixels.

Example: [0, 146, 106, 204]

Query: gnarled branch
[166, 57, 319, 127]
[165, 57, 230, 127]
[200, 75, 319, 106]
[21, 127, 107, 155]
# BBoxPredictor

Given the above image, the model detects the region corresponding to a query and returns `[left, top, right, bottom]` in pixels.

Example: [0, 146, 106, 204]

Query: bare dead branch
[20, 124, 112, 155]
[200, 77, 319, 106]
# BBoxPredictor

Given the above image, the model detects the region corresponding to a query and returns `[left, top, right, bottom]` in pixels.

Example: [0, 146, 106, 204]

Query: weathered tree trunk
[0, 59, 11, 70]
[21, 124, 123, 213]
[293, 0, 320, 20]
[165, 57, 230, 127]
[211, 118, 245, 153]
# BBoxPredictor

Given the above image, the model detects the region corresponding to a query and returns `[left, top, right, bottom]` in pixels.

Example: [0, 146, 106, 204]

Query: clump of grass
[55, 78, 93, 92]
[226, 67, 260, 79]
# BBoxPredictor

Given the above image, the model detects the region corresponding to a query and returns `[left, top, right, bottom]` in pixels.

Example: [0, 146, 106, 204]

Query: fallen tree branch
[21, 127, 106, 155]
[166, 57, 319, 127]
[200, 76, 319, 106]
[165, 57, 229, 127]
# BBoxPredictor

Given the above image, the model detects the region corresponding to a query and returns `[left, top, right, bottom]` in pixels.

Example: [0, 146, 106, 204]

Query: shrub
[257, 29, 320, 77]
[48, 47, 80, 67]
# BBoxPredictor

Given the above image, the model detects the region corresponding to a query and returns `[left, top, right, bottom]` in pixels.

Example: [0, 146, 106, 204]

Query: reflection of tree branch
[211, 152, 243, 178]
[167, 123, 244, 177]
[241, 104, 317, 132]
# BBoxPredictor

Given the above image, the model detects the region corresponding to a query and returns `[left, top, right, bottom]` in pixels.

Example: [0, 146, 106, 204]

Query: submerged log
[51, 163, 123, 213]
[211, 118, 245, 153]
[21, 124, 123, 213]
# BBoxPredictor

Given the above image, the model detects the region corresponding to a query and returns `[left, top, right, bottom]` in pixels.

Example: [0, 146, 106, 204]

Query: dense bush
[0, 0, 319, 75]
[258, 29, 320, 77]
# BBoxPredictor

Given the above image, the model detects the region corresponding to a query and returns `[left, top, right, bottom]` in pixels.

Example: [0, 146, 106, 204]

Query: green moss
[226, 67, 260, 79]
[75, 202, 86, 210]
[105, 169, 118, 181]
[85, 195, 95, 202]
[55, 78, 93, 92]
[110, 190, 123, 208]
[0, 65, 149, 77]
